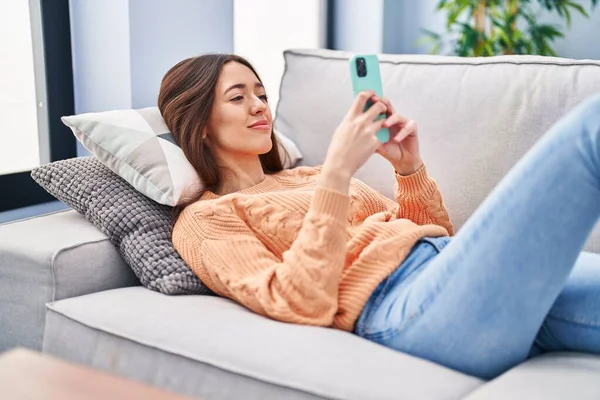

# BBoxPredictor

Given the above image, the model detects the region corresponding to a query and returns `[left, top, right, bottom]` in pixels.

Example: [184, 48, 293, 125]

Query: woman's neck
[217, 154, 265, 195]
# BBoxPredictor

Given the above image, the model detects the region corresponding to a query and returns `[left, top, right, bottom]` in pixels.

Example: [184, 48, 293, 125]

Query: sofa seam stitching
[283, 49, 600, 68]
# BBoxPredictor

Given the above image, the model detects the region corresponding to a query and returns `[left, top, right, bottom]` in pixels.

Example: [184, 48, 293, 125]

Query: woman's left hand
[374, 97, 423, 175]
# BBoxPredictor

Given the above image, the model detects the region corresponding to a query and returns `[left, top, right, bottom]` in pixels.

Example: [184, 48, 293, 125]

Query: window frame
[0, 0, 76, 212]
[326, 0, 335, 49]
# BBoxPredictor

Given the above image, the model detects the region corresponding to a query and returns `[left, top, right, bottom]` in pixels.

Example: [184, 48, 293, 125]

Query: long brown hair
[158, 54, 285, 224]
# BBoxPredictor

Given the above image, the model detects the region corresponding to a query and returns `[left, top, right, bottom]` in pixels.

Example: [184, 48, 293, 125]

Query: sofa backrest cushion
[275, 49, 600, 251]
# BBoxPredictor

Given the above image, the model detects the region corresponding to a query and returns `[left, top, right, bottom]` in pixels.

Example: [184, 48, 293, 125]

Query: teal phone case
[349, 54, 389, 143]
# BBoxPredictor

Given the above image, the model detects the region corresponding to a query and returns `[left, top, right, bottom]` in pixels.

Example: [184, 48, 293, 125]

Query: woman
[159, 53, 600, 380]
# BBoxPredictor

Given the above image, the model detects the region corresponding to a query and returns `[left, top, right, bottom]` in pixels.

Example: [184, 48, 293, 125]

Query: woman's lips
[248, 120, 270, 130]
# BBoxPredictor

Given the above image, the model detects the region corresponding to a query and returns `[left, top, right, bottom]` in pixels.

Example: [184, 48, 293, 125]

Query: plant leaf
[418, 28, 444, 54]
[541, 0, 554, 11]
[563, 5, 572, 28]
[447, 1, 472, 29]
[496, 26, 512, 46]
[436, 0, 448, 11]
[421, 28, 442, 40]
[536, 24, 566, 39]
[566, 1, 590, 18]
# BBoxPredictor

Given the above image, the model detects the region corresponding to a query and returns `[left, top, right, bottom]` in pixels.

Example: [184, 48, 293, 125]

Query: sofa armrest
[0, 209, 139, 352]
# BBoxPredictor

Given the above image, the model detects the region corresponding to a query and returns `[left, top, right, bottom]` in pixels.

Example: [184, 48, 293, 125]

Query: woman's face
[205, 61, 273, 160]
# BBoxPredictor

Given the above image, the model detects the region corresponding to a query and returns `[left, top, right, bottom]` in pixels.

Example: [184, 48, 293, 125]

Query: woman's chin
[259, 144, 273, 155]
[242, 130, 274, 154]
[256, 140, 273, 155]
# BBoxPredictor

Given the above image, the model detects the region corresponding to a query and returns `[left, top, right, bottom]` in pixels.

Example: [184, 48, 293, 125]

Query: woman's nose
[251, 96, 267, 114]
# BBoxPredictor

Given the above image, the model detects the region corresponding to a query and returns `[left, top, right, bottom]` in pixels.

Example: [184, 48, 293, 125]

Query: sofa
[2, 48, 600, 399]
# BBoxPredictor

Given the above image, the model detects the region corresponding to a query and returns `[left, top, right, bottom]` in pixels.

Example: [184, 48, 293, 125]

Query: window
[0, 0, 76, 212]
[0, 0, 47, 175]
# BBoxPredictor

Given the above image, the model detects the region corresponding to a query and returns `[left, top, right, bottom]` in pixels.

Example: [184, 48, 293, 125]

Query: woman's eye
[231, 94, 268, 102]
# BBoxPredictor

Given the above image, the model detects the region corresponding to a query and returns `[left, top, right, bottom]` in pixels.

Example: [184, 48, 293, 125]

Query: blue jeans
[354, 93, 600, 380]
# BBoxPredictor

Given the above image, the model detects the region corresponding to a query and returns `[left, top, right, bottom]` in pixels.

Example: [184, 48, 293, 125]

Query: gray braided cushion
[31, 156, 212, 295]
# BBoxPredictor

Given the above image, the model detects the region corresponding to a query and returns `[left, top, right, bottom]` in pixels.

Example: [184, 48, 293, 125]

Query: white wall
[69, 0, 132, 114]
[129, 0, 234, 108]
[234, 0, 327, 111]
[71, 0, 234, 114]
[547, 7, 600, 60]
[333, 0, 384, 53]
[383, 0, 446, 55]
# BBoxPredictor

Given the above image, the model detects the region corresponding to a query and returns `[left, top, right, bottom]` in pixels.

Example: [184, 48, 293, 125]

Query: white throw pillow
[61, 107, 303, 206]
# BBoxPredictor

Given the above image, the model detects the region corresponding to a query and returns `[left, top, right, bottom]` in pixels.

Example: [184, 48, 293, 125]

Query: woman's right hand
[320, 91, 387, 191]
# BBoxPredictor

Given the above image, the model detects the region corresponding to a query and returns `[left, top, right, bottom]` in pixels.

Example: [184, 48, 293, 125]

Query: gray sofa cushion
[464, 352, 600, 400]
[275, 49, 600, 251]
[31, 156, 211, 295]
[0, 210, 139, 352]
[43, 287, 482, 400]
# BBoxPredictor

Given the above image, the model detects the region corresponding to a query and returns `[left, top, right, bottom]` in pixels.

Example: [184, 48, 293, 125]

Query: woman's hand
[321, 91, 388, 190]
[375, 97, 423, 176]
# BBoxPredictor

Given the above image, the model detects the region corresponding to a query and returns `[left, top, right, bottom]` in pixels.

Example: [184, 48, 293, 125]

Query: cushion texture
[31, 157, 211, 295]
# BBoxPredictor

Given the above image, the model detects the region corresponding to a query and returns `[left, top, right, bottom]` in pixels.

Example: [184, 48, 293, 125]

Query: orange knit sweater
[172, 164, 453, 332]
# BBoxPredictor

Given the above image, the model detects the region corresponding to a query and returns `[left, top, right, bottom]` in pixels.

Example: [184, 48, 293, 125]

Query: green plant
[423, 0, 598, 56]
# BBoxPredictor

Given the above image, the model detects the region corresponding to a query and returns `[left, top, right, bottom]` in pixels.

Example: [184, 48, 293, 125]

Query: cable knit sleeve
[352, 164, 454, 235]
[393, 164, 454, 235]
[173, 187, 349, 326]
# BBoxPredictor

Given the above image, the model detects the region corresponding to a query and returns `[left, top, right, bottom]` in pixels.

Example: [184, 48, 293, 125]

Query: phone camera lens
[356, 57, 367, 77]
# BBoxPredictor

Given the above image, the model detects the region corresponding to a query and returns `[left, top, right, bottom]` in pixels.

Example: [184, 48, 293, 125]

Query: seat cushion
[464, 352, 600, 400]
[43, 287, 482, 400]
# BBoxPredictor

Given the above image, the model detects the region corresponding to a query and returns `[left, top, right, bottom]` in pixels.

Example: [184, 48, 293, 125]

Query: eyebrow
[223, 82, 264, 95]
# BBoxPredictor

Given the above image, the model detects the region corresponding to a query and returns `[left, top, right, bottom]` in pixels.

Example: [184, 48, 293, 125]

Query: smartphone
[349, 54, 389, 143]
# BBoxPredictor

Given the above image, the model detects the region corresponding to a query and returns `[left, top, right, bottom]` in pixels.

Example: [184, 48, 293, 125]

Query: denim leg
[531, 251, 600, 356]
[360, 94, 600, 379]
[355, 237, 449, 337]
